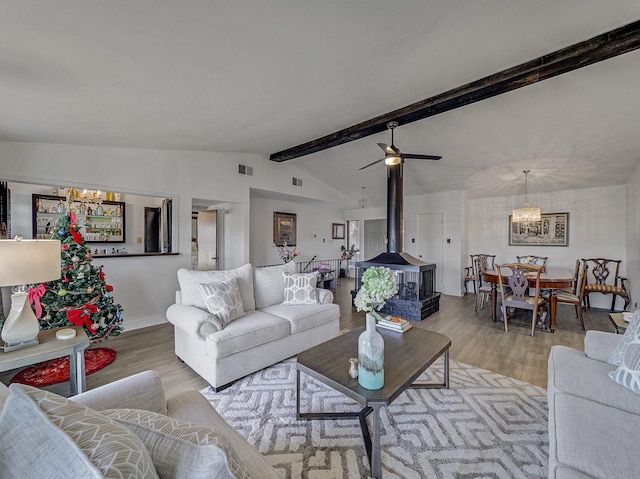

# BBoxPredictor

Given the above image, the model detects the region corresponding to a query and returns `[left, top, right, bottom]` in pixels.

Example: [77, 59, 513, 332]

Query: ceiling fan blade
[358, 158, 385, 170]
[401, 153, 442, 161]
[377, 143, 397, 156]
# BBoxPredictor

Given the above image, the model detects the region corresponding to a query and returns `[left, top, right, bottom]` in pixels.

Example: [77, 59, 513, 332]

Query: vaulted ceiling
[2, 1, 640, 207]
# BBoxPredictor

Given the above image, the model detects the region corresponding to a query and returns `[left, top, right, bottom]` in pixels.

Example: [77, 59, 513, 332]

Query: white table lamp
[0, 237, 61, 352]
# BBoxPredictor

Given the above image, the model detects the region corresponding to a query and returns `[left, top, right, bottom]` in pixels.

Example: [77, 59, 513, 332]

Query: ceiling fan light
[384, 155, 401, 166]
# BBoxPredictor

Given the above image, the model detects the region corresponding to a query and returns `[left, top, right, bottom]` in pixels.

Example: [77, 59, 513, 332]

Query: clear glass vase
[358, 313, 384, 390]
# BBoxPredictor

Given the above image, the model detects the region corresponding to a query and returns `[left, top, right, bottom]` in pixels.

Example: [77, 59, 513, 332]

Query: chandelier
[359, 186, 367, 208]
[512, 170, 541, 225]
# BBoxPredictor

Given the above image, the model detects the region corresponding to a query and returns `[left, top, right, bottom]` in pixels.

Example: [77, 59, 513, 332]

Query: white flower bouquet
[354, 266, 398, 314]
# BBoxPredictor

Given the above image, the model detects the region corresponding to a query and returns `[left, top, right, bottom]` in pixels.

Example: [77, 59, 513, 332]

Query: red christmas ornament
[67, 304, 98, 332]
[70, 226, 82, 244]
[99, 270, 114, 291]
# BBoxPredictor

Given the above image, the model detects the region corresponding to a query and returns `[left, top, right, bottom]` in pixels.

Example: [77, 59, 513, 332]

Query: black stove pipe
[386, 162, 403, 253]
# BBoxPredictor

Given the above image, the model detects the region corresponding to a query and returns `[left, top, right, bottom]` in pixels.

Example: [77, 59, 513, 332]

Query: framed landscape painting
[509, 212, 569, 246]
[273, 211, 296, 246]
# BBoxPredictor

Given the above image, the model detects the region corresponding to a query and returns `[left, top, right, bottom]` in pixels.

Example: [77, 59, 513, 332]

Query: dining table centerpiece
[353, 266, 398, 390]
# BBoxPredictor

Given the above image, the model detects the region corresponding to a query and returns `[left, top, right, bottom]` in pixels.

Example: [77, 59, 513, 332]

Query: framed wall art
[273, 211, 297, 246]
[509, 212, 569, 246]
[332, 223, 345, 239]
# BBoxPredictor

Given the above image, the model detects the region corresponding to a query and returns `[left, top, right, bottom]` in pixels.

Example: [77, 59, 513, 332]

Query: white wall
[343, 190, 464, 297]
[0, 141, 350, 330]
[404, 190, 464, 296]
[249, 194, 346, 266]
[467, 184, 628, 309]
[627, 164, 640, 310]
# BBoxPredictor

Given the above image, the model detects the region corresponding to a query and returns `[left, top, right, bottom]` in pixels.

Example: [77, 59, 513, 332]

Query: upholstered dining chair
[581, 258, 630, 312]
[555, 260, 588, 330]
[496, 263, 546, 336]
[464, 254, 496, 295]
[474, 256, 493, 312]
[516, 255, 548, 272]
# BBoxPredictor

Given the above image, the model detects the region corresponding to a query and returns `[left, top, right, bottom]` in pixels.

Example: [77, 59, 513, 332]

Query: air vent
[292, 177, 303, 187]
[238, 164, 253, 176]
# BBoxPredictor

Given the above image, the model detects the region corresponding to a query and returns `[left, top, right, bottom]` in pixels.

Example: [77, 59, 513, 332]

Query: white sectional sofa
[166, 262, 340, 390]
[548, 330, 640, 479]
[0, 370, 280, 478]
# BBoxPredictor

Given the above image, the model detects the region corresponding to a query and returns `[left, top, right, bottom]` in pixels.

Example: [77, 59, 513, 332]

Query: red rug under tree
[10, 348, 117, 388]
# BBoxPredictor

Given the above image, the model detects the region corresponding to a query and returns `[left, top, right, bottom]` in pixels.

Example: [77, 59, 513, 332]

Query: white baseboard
[122, 315, 167, 332]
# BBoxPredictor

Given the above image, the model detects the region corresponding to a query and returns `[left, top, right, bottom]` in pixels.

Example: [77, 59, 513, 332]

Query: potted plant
[274, 242, 299, 263]
[339, 244, 359, 277]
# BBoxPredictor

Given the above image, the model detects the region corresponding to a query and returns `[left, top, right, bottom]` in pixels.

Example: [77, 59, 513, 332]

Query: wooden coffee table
[609, 312, 628, 334]
[296, 327, 451, 479]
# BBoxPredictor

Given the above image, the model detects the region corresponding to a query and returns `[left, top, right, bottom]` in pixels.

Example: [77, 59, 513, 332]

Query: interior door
[417, 213, 444, 292]
[197, 210, 218, 271]
[363, 218, 386, 261]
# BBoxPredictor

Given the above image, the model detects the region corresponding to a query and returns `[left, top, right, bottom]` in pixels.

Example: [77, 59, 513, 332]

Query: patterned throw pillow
[282, 272, 319, 305]
[105, 409, 249, 479]
[0, 384, 158, 479]
[198, 278, 244, 329]
[609, 339, 640, 395]
[608, 310, 640, 366]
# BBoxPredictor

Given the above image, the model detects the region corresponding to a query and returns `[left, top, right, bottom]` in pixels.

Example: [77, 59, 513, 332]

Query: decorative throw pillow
[198, 278, 244, 329]
[282, 272, 319, 305]
[608, 310, 640, 366]
[177, 264, 255, 312]
[609, 331, 640, 395]
[104, 408, 249, 479]
[254, 260, 297, 309]
[0, 384, 158, 479]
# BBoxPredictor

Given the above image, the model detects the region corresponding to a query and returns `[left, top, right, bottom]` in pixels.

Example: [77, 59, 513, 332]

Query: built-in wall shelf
[33, 194, 125, 243]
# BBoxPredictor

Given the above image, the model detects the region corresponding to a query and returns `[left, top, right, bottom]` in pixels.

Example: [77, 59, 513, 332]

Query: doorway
[144, 207, 161, 253]
[363, 219, 386, 261]
[196, 210, 218, 271]
[417, 213, 444, 292]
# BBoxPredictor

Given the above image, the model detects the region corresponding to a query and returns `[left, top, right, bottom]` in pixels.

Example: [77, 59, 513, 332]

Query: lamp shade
[0, 239, 61, 286]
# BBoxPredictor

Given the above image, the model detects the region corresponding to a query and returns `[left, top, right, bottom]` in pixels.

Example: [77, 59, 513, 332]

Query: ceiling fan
[359, 121, 442, 170]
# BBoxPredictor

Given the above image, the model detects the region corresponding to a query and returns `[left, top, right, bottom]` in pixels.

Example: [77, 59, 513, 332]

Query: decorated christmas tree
[29, 212, 124, 341]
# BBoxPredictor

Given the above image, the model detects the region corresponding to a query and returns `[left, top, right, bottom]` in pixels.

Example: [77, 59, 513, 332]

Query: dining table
[483, 267, 575, 333]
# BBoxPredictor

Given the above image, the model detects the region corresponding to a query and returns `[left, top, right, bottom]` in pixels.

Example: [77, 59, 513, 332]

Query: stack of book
[376, 316, 412, 333]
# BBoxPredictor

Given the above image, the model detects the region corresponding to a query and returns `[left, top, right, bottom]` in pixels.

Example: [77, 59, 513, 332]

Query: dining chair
[464, 254, 496, 295]
[581, 258, 630, 312]
[496, 263, 546, 336]
[555, 261, 587, 330]
[516, 255, 548, 272]
[474, 256, 493, 312]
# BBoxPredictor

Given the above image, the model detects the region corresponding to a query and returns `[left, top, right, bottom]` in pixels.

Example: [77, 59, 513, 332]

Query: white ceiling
[2, 1, 640, 207]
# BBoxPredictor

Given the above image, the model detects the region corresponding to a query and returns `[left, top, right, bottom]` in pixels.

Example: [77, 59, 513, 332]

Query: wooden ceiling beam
[270, 19, 640, 162]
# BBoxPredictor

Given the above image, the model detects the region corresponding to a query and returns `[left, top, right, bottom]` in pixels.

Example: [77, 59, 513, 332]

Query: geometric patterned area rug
[201, 357, 548, 478]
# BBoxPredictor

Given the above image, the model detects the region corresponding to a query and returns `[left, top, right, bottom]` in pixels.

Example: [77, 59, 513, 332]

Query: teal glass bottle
[358, 313, 384, 390]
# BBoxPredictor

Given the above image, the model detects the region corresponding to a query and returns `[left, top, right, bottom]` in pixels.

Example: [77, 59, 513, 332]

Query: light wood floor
[0, 278, 615, 396]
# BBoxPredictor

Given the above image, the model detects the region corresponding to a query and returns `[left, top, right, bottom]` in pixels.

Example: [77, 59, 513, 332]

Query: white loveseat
[166, 262, 340, 390]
